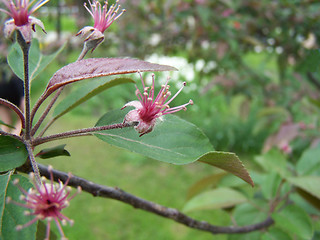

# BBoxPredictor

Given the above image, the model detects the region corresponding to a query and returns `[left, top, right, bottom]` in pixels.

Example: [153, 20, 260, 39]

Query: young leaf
[53, 77, 135, 119]
[0, 136, 28, 172]
[7, 39, 65, 82]
[45, 58, 177, 97]
[272, 205, 313, 240]
[183, 187, 247, 212]
[35, 144, 70, 159]
[95, 108, 254, 186]
[1, 174, 37, 240]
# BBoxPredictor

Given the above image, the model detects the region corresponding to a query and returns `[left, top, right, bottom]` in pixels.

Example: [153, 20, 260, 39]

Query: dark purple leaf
[45, 58, 177, 96]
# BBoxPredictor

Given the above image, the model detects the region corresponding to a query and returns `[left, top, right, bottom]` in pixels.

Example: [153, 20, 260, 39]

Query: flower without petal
[76, 0, 125, 52]
[122, 73, 193, 136]
[0, 0, 49, 42]
[7, 166, 81, 240]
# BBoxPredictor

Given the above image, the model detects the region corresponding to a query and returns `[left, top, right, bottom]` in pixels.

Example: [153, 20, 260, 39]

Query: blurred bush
[39, 0, 320, 155]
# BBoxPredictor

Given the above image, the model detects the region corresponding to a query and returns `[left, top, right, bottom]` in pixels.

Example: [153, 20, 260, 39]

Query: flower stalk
[33, 122, 138, 146]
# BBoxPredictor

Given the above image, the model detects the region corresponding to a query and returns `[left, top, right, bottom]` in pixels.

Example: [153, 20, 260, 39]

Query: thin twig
[32, 122, 137, 146]
[0, 98, 25, 129]
[31, 87, 64, 136]
[18, 164, 274, 235]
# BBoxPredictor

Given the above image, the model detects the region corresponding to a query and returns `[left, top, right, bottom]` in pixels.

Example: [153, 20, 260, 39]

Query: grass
[35, 113, 230, 240]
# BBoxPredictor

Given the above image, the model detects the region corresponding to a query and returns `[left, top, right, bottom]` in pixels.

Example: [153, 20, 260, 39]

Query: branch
[32, 122, 138, 146]
[18, 164, 274, 235]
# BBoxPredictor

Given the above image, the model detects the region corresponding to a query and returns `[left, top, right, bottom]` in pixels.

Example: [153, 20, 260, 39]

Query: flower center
[13, 9, 30, 26]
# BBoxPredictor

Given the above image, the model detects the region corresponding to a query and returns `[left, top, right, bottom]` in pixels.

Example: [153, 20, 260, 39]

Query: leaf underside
[45, 58, 177, 97]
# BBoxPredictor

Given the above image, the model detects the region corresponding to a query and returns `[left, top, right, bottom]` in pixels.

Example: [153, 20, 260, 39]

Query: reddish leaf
[45, 58, 177, 96]
[263, 121, 301, 153]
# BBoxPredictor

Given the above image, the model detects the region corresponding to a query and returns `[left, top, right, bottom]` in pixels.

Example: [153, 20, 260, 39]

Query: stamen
[165, 82, 186, 106]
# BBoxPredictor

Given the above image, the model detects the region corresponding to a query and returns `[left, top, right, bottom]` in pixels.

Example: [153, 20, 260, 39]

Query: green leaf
[198, 152, 254, 187]
[186, 172, 227, 200]
[295, 189, 320, 212]
[1, 174, 37, 240]
[35, 144, 70, 159]
[261, 227, 292, 240]
[288, 176, 320, 200]
[7, 39, 64, 81]
[296, 49, 320, 73]
[233, 201, 269, 226]
[183, 187, 247, 212]
[53, 77, 134, 119]
[0, 171, 12, 236]
[296, 145, 320, 176]
[229, 232, 262, 240]
[36, 221, 57, 240]
[95, 108, 213, 165]
[95, 108, 253, 185]
[0, 136, 28, 172]
[261, 172, 282, 199]
[272, 205, 313, 240]
[254, 149, 289, 177]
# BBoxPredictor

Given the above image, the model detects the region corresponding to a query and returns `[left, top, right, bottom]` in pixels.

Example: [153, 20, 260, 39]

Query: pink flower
[122, 73, 193, 136]
[76, 0, 125, 51]
[0, 0, 49, 42]
[7, 166, 81, 240]
[280, 142, 292, 155]
[222, 9, 233, 17]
